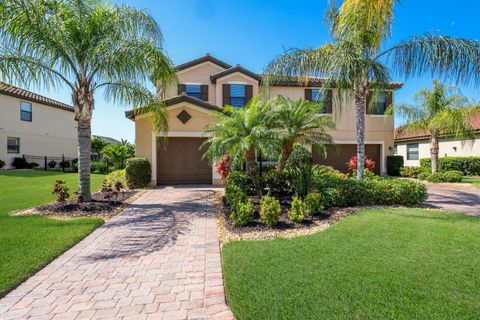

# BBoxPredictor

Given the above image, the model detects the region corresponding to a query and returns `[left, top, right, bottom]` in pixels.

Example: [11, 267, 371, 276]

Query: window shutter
[326, 89, 333, 113]
[200, 85, 209, 101]
[305, 89, 312, 101]
[245, 85, 253, 104]
[366, 91, 372, 114]
[178, 84, 186, 95]
[222, 84, 230, 106]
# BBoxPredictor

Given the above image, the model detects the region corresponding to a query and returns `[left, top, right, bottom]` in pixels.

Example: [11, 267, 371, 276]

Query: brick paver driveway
[425, 182, 480, 217]
[0, 187, 234, 320]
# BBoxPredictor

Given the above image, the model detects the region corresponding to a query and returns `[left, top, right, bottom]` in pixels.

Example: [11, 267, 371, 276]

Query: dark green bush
[226, 171, 255, 195]
[304, 192, 325, 215]
[288, 195, 305, 223]
[0, 159, 5, 169]
[91, 161, 108, 174]
[27, 162, 39, 169]
[125, 158, 151, 188]
[286, 144, 312, 168]
[400, 166, 426, 178]
[230, 198, 255, 227]
[387, 156, 404, 176]
[285, 164, 317, 198]
[425, 170, 463, 183]
[420, 157, 480, 175]
[261, 168, 290, 195]
[417, 172, 429, 180]
[12, 157, 28, 169]
[259, 195, 282, 226]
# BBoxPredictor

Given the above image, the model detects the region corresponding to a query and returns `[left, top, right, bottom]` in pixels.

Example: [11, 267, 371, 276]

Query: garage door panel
[313, 144, 381, 175]
[157, 137, 211, 184]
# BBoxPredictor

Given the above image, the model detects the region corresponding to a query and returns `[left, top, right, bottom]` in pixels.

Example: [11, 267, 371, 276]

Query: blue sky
[29, 0, 480, 142]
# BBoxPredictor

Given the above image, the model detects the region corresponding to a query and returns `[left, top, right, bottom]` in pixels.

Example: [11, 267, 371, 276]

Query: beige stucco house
[394, 115, 480, 166]
[0, 82, 77, 169]
[126, 55, 402, 185]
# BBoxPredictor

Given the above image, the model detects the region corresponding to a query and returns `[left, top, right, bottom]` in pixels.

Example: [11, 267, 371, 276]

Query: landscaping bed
[10, 189, 143, 220]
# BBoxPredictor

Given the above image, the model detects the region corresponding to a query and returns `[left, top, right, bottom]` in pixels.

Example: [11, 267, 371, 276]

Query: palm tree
[397, 80, 480, 173]
[264, 0, 480, 179]
[271, 96, 336, 173]
[202, 97, 275, 197]
[0, 0, 176, 200]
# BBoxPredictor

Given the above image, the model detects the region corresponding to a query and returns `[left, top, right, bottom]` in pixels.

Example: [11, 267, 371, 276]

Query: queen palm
[265, 0, 480, 179]
[0, 0, 176, 200]
[397, 80, 480, 173]
[202, 97, 275, 198]
[272, 96, 336, 173]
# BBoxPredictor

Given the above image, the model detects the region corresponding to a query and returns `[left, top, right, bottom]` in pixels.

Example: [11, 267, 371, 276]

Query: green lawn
[0, 170, 105, 297]
[463, 176, 480, 189]
[223, 208, 480, 320]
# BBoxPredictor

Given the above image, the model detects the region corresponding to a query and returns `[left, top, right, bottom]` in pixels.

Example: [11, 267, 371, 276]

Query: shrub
[101, 180, 124, 204]
[12, 157, 28, 169]
[105, 169, 127, 188]
[0, 159, 4, 169]
[387, 156, 404, 176]
[425, 171, 463, 183]
[225, 171, 255, 195]
[27, 162, 39, 169]
[285, 164, 317, 198]
[91, 161, 108, 174]
[225, 184, 248, 207]
[417, 172, 429, 180]
[347, 155, 376, 173]
[59, 160, 71, 168]
[48, 160, 57, 168]
[304, 192, 325, 215]
[230, 198, 255, 227]
[286, 144, 312, 168]
[420, 157, 480, 176]
[215, 156, 230, 182]
[262, 168, 290, 195]
[52, 180, 69, 202]
[259, 195, 282, 227]
[288, 195, 305, 223]
[125, 158, 151, 188]
[399, 166, 426, 178]
[71, 159, 78, 172]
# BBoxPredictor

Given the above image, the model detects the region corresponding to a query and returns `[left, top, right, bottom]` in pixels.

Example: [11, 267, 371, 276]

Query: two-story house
[0, 82, 77, 169]
[126, 54, 402, 185]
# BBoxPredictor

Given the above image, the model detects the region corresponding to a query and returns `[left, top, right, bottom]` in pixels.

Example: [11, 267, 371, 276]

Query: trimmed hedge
[125, 158, 151, 188]
[386, 156, 404, 176]
[420, 157, 480, 175]
[400, 166, 427, 178]
[425, 170, 463, 183]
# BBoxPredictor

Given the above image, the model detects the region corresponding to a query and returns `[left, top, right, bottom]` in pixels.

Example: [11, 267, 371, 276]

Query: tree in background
[102, 144, 134, 171]
[0, 0, 176, 200]
[91, 137, 109, 161]
[397, 80, 480, 173]
[265, 0, 480, 179]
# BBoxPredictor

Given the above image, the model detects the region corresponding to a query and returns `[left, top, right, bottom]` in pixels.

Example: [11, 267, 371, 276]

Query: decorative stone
[177, 110, 192, 124]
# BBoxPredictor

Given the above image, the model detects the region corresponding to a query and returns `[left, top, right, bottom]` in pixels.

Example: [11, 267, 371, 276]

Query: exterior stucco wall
[395, 134, 480, 167]
[0, 94, 77, 169]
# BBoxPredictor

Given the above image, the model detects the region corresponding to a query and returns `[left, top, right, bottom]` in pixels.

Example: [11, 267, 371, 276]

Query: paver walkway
[0, 187, 234, 320]
[425, 182, 480, 216]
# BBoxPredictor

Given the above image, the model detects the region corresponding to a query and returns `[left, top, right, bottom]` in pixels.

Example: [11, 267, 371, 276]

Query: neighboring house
[92, 135, 121, 145]
[394, 115, 480, 166]
[126, 54, 402, 185]
[0, 82, 77, 169]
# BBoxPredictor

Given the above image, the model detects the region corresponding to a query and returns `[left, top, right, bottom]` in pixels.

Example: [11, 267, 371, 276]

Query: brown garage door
[157, 137, 212, 184]
[313, 144, 381, 175]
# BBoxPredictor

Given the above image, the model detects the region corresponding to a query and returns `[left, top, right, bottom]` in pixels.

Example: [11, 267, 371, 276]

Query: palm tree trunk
[77, 119, 92, 201]
[277, 141, 294, 174]
[430, 135, 439, 173]
[354, 91, 367, 179]
[246, 149, 262, 198]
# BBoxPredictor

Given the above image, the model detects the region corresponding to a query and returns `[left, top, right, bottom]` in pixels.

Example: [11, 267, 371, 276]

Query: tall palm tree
[202, 97, 275, 197]
[264, 0, 480, 179]
[271, 96, 336, 173]
[0, 0, 176, 200]
[397, 80, 480, 173]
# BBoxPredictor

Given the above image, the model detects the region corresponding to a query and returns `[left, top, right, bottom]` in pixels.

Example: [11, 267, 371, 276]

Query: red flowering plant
[347, 155, 376, 173]
[215, 155, 231, 182]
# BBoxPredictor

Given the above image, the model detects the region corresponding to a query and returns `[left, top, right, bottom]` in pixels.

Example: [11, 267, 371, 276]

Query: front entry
[157, 137, 212, 184]
[313, 144, 381, 175]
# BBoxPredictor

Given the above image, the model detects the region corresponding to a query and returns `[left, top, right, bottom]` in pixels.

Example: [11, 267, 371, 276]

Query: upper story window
[20, 101, 32, 122]
[407, 143, 419, 160]
[7, 137, 20, 154]
[305, 89, 332, 113]
[367, 91, 392, 115]
[230, 84, 246, 108]
[178, 84, 208, 101]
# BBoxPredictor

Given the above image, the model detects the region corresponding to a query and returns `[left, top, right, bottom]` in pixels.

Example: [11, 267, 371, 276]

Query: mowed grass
[463, 176, 480, 189]
[0, 170, 105, 297]
[223, 208, 480, 320]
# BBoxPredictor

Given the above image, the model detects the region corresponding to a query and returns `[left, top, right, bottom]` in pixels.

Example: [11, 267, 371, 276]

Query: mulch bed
[10, 190, 145, 220]
[214, 191, 358, 242]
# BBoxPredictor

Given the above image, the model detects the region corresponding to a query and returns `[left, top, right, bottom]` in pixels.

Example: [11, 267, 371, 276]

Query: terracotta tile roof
[0, 82, 73, 112]
[394, 114, 480, 141]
